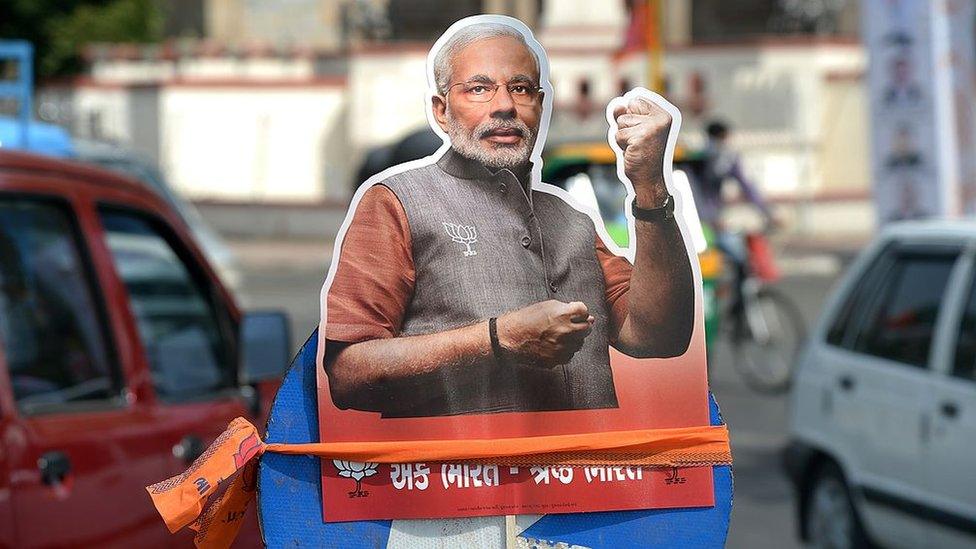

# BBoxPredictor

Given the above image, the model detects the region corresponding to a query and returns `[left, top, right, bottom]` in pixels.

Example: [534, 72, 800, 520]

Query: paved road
[233, 238, 846, 548]
[233, 239, 332, 350]
[714, 271, 842, 549]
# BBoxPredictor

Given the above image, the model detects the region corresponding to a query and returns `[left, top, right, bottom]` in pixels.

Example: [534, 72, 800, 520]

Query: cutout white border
[316, 13, 703, 390]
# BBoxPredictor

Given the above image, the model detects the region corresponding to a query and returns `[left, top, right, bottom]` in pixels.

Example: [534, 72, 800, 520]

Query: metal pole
[0, 41, 33, 149]
[21, 42, 33, 149]
[645, 0, 664, 93]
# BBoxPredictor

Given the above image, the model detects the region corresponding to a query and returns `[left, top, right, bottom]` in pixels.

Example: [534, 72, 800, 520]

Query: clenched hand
[612, 95, 674, 206]
[496, 300, 595, 368]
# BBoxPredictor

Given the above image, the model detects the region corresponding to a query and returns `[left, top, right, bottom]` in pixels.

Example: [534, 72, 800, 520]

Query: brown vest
[375, 149, 617, 417]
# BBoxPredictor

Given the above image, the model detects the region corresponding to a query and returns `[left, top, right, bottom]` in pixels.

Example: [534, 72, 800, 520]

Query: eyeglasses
[446, 79, 543, 106]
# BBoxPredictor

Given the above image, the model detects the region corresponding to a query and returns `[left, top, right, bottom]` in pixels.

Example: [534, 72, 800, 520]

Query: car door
[0, 400, 14, 548]
[920, 244, 976, 548]
[820, 242, 960, 548]
[0, 196, 168, 548]
[94, 204, 262, 545]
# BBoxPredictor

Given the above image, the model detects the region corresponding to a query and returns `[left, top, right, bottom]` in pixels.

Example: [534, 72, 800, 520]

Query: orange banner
[146, 417, 731, 548]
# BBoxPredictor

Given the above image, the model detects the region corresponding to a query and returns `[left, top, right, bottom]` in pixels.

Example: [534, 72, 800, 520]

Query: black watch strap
[632, 194, 675, 222]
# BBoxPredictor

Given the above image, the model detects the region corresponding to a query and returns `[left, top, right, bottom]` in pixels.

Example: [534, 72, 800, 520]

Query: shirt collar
[436, 147, 533, 193]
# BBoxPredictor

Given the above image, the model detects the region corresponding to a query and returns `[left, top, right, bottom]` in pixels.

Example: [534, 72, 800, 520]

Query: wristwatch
[632, 194, 674, 222]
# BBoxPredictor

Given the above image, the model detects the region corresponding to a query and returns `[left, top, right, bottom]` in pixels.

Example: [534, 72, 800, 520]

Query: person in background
[694, 120, 778, 301]
[696, 120, 776, 232]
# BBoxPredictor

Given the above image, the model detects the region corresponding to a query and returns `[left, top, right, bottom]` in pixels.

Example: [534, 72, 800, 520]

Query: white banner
[863, 0, 976, 222]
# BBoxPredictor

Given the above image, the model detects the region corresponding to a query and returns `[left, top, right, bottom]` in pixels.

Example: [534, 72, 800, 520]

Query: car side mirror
[241, 310, 291, 384]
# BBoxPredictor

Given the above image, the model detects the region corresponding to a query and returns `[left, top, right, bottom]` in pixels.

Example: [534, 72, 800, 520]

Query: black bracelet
[488, 317, 506, 365]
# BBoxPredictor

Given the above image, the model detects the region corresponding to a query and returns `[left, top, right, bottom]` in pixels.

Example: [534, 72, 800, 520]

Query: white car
[785, 221, 976, 549]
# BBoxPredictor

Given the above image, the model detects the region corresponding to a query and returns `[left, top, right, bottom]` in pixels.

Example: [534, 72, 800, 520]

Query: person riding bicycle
[694, 120, 778, 302]
[697, 120, 776, 234]
[692, 121, 802, 394]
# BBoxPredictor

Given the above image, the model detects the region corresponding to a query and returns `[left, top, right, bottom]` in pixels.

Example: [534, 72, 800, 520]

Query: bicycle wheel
[729, 286, 806, 394]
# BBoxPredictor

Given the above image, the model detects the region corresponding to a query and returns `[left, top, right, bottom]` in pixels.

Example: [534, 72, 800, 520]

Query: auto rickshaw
[542, 141, 724, 346]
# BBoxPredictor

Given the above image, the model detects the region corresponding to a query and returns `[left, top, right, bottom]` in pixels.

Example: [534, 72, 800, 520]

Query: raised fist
[612, 94, 674, 205]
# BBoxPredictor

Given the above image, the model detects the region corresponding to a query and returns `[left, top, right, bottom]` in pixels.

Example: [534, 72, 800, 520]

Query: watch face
[658, 196, 674, 220]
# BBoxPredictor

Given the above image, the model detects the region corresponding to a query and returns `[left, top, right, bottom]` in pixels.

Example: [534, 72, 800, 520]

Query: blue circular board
[258, 329, 732, 548]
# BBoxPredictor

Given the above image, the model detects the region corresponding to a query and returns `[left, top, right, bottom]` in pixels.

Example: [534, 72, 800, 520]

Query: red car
[0, 150, 288, 547]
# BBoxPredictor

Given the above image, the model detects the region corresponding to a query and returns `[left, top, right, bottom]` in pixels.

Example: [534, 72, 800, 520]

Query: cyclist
[694, 120, 778, 304]
[690, 121, 803, 392]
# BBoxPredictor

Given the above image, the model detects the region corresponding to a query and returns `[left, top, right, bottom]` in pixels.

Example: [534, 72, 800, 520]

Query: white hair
[433, 22, 541, 95]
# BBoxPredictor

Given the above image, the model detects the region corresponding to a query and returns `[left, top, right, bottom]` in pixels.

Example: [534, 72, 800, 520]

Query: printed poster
[315, 15, 713, 523]
[863, 0, 976, 221]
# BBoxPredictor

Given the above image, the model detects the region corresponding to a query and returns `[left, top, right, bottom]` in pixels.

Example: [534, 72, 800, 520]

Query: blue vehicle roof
[0, 115, 75, 158]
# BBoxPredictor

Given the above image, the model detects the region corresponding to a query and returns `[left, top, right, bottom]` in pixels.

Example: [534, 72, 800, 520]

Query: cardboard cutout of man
[322, 20, 693, 418]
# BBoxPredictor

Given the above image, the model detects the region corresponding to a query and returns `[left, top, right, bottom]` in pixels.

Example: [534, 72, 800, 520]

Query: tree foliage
[0, 0, 163, 79]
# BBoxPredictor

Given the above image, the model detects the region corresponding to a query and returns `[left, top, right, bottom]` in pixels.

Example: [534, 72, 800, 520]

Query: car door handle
[38, 451, 71, 486]
[173, 435, 205, 465]
[838, 375, 855, 392]
[940, 401, 959, 419]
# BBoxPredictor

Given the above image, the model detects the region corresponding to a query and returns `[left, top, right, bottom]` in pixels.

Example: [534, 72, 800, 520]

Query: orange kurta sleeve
[596, 234, 633, 341]
[324, 184, 415, 343]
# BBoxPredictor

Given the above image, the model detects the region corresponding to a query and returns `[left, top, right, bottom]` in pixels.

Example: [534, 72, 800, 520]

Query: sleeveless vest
[375, 149, 618, 417]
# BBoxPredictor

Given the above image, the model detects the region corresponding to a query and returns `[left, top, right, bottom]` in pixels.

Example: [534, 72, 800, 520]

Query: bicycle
[713, 230, 806, 394]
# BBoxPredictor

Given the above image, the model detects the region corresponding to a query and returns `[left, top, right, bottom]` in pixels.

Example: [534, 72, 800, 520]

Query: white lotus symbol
[443, 222, 478, 256]
[333, 460, 378, 497]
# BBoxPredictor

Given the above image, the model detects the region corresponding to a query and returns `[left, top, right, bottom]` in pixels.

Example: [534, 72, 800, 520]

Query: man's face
[433, 36, 543, 169]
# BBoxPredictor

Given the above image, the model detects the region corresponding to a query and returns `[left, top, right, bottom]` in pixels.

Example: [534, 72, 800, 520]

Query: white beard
[446, 109, 537, 169]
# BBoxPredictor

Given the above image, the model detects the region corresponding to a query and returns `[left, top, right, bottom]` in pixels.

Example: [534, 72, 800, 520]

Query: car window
[852, 250, 958, 368]
[952, 276, 976, 382]
[0, 198, 120, 413]
[826, 245, 895, 348]
[99, 207, 236, 401]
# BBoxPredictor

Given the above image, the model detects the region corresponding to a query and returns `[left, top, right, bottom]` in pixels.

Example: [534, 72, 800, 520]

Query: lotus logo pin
[443, 222, 478, 256]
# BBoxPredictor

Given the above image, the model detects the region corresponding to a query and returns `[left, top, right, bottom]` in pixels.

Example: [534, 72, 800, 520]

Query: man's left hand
[612, 95, 673, 207]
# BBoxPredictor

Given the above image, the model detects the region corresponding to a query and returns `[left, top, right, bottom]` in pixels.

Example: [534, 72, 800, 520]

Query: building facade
[37, 0, 869, 208]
